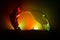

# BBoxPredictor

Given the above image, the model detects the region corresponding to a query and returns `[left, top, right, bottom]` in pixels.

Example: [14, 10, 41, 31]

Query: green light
[18, 20, 25, 30]
[43, 23, 50, 31]
[42, 14, 50, 31]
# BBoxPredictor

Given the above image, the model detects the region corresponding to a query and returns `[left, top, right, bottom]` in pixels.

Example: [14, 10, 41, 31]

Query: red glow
[17, 7, 21, 13]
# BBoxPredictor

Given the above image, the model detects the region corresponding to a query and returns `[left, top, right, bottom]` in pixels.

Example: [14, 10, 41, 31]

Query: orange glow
[5, 16, 14, 30]
[17, 11, 43, 30]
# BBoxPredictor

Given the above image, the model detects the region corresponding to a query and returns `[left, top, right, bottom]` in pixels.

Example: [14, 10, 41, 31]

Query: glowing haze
[17, 11, 43, 30]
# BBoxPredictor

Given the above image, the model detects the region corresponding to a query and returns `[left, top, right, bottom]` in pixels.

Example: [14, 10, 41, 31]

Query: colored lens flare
[17, 10, 50, 31]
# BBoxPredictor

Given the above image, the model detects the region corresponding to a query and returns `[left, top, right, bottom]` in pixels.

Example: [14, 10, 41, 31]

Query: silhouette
[10, 6, 21, 31]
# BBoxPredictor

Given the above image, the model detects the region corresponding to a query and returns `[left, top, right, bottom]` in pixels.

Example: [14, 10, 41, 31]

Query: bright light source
[17, 11, 50, 31]
[33, 21, 43, 30]
[34, 25, 39, 30]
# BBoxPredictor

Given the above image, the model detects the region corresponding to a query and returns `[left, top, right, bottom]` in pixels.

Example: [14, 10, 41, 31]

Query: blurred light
[18, 20, 25, 30]
[34, 26, 39, 30]
[42, 14, 45, 17]
[33, 21, 43, 30]
[17, 7, 21, 13]
[17, 10, 50, 31]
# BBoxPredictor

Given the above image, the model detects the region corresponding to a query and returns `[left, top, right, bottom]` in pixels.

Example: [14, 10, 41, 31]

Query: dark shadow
[9, 6, 21, 31]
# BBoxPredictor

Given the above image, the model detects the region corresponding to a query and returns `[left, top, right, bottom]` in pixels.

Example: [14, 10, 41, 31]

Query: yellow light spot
[34, 25, 39, 30]
[33, 21, 43, 30]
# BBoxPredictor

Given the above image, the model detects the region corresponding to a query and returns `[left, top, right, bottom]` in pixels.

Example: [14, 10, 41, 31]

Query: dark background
[0, 0, 60, 38]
